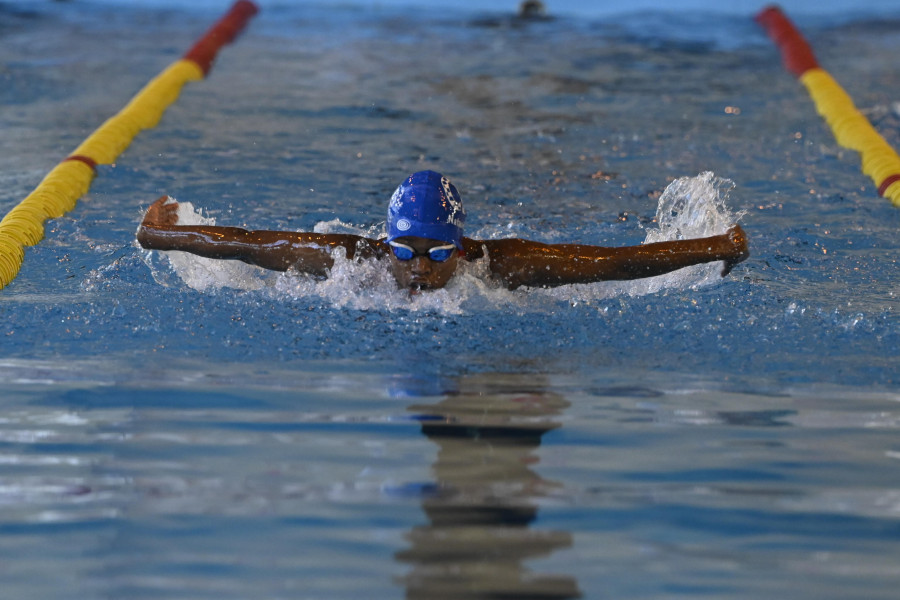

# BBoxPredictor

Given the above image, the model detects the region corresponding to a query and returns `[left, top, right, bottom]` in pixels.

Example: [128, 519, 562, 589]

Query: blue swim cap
[386, 170, 466, 249]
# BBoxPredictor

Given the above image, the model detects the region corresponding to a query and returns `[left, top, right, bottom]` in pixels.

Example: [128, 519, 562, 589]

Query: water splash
[651, 172, 741, 242]
[138, 172, 743, 311]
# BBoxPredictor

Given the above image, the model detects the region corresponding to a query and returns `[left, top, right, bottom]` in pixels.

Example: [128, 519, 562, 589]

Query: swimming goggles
[387, 241, 456, 262]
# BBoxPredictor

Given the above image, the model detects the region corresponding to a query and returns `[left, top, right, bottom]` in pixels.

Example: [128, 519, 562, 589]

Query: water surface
[1, 2, 898, 598]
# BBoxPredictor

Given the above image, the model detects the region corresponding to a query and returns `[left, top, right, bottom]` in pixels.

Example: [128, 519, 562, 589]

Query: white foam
[140, 172, 743, 310]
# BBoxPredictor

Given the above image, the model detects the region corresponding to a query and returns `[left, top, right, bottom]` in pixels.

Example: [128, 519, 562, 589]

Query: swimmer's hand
[720, 224, 749, 277]
[141, 195, 179, 229]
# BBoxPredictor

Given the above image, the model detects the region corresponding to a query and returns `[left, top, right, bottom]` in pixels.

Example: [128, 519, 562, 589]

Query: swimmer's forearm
[587, 234, 742, 279]
[137, 224, 357, 273]
[484, 226, 748, 288]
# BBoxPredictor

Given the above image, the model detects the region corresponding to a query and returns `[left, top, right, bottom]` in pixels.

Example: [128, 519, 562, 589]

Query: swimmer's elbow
[136, 226, 162, 250]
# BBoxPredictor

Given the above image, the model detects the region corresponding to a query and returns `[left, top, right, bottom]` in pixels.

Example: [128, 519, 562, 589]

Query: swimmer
[137, 170, 748, 291]
[518, 0, 549, 20]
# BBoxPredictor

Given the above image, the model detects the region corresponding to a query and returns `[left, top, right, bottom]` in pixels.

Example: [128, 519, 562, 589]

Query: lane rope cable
[0, 0, 259, 290]
[756, 5, 900, 208]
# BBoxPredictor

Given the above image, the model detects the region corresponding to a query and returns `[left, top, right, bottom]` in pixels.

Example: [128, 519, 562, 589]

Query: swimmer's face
[388, 236, 460, 291]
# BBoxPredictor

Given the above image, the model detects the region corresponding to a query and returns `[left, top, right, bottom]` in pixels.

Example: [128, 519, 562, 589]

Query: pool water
[1, 2, 898, 598]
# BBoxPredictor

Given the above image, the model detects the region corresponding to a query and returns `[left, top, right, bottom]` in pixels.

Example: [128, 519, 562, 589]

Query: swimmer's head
[386, 170, 466, 250]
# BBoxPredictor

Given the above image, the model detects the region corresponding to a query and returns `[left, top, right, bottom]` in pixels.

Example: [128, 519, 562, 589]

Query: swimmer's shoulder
[353, 235, 388, 260]
[461, 236, 487, 261]
[462, 236, 541, 262]
[308, 234, 386, 261]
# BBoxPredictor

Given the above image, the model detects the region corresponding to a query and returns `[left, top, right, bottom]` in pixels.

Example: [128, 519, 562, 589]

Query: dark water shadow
[396, 373, 581, 599]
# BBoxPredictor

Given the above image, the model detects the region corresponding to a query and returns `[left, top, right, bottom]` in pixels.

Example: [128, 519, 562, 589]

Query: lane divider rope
[756, 5, 900, 207]
[0, 0, 259, 290]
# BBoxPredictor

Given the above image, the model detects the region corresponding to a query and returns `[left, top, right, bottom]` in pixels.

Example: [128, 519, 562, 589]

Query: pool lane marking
[0, 0, 259, 290]
[756, 5, 900, 208]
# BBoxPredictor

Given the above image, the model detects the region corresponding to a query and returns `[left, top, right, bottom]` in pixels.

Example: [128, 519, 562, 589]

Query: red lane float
[0, 0, 259, 290]
[756, 5, 900, 208]
[185, 0, 260, 75]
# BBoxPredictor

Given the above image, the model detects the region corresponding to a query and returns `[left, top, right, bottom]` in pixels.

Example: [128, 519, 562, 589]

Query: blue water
[78, 0, 900, 18]
[1, 1, 899, 599]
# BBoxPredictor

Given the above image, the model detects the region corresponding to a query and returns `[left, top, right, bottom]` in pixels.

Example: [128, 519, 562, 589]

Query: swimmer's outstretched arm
[472, 225, 749, 289]
[136, 196, 382, 274]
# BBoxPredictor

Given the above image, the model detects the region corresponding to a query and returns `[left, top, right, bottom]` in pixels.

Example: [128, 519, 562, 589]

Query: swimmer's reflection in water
[394, 374, 581, 599]
[137, 170, 748, 294]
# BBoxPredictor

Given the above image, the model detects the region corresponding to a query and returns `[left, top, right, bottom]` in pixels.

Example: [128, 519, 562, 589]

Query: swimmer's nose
[410, 256, 432, 274]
